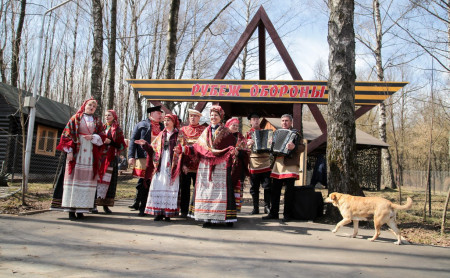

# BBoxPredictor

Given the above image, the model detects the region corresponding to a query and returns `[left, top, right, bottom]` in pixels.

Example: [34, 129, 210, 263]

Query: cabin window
[35, 125, 58, 156]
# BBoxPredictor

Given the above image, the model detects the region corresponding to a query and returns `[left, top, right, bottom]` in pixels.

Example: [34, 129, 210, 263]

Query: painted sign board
[127, 79, 408, 106]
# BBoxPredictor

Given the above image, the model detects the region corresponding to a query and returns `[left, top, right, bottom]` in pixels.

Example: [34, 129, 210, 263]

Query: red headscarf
[99, 109, 126, 181]
[106, 109, 119, 137]
[210, 105, 224, 119]
[225, 118, 239, 128]
[77, 97, 97, 116]
[164, 114, 179, 129]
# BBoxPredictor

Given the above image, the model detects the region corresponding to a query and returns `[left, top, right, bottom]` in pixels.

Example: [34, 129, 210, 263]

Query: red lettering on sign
[289, 86, 299, 98]
[279, 85, 289, 97]
[269, 85, 278, 97]
[250, 85, 258, 97]
[201, 84, 210, 96]
[228, 85, 241, 96]
[218, 85, 226, 96]
[311, 86, 325, 98]
[210, 84, 218, 96]
[191, 84, 200, 96]
[299, 86, 309, 98]
[260, 85, 269, 97]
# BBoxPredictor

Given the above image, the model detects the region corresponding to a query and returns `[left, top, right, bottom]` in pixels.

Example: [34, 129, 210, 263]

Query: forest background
[1, 0, 448, 194]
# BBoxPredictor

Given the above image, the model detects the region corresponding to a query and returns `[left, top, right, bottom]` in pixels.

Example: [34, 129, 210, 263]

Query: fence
[401, 170, 449, 194]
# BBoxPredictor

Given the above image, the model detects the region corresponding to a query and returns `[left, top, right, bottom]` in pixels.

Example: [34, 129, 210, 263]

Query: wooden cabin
[0, 82, 73, 182]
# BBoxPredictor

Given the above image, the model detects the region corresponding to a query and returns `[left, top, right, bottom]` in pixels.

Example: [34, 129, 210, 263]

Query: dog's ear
[331, 193, 337, 201]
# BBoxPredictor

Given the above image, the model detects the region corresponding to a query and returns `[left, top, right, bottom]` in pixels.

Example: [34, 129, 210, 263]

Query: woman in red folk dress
[52, 98, 105, 220]
[178, 105, 239, 228]
[225, 117, 250, 213]
[135, 114, 183, 222]
[96, 110, 126, 213]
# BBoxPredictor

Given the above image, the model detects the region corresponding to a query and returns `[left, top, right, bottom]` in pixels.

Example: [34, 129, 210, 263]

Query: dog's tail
[391, 197, 413, 210]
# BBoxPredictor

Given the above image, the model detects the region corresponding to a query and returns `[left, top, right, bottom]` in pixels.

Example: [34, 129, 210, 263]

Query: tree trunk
[44, 16, 57, 98]
[327, 0, 362, 202]
[130, 0, 142, 121]
[441, 184, 450, 236]
[423, 72, 435, 220]
[10, 0, 26, 87]
[118, 3, 129, 129]
[91, 0, 103, 116]
[148, 0, 162, 79]
[371, 0, 397, 189]
[0, 0, 7, 83]
[68, 3, 80, 108]
[164, 0, 180, 79]
[106, 0, 117, 110]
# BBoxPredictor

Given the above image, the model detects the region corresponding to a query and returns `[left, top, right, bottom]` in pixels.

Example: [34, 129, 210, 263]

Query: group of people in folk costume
[51, 97, 304, 226]
[51, 98, 126, 219]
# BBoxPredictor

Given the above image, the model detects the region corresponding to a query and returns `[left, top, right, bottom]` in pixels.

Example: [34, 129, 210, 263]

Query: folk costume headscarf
[190, 106, 237, 181]
[99, 110, 126, 181]
[180, 113, 206, 172]
[225, 118, 239, 128]
[56, 98, 104, 177]
[150, 114, 183, 182]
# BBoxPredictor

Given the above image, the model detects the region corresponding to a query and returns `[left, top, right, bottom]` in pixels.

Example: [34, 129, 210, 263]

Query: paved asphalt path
[0, 200, 449, 278]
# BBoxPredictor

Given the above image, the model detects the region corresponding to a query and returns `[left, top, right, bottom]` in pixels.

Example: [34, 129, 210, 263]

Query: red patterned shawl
[230, 131, 250, 184]
[98, 111, 126, 181]
[151, 128, 183, 183]
[56, 98, 105, 178]
[188, 124, 237, 180]
[180, 124, 206, 171]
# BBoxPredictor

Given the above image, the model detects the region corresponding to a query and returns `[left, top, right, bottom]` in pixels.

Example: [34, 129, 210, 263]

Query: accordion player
[271, 129, 299, 156]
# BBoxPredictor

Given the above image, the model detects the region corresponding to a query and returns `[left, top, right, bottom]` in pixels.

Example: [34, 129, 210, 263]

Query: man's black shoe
[103, 206, 112, 214]
[250, 208, 259, 215]
[128, 204, 139, 210]
[226, 222, 234, 227]
[154, 215, 164, 221]
[138, 212, 146, 217]
[282, 216, 293, 222]
[202, 222, 212, 228]
[68, 212, 76, 220]
[76, 213, 84, 219]
[262, 214, 279, 220]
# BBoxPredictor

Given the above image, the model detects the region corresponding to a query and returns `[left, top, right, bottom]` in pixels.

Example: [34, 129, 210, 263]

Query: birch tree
[164, 0, 180, 80]
[327, 0, 363, 203]
[91, 0, 103, 116]
[11, 0, 26, 87]
[106, 0, 117, 110]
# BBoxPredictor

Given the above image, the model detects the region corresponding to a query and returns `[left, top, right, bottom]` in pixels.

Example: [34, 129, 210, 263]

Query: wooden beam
[214, 9, 261, 79]
[307, 133, 327, 154]
[307, 104, 327, 133]
[258, 21, 266, 80]
[196, 7, 262, 113]
[293, 103, 302, 130]
[259, 7, 302, 80]
[355, 105, 375, 119]
[149, 100, 171, 114]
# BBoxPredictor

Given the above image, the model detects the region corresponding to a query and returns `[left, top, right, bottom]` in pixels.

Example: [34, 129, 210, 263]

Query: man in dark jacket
[262, 114, 305, 222]
[128, 106, 164, 216]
